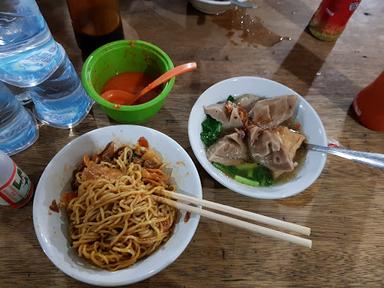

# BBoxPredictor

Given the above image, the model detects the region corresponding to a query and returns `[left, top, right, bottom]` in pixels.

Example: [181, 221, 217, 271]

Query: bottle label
[0, 162, 33, 208]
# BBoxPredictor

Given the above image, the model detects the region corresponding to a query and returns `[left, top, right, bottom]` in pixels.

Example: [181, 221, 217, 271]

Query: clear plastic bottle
[29, 44, 93, 128]
[0, 82, 38, 155]
[0, 0, 62, 87]
[0, 0, 93, 128]
[3, 84, 32, 105]
[0, 150, 34, 208]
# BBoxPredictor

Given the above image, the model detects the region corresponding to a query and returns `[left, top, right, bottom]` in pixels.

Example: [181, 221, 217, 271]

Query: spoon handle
[307, 144, 384, 169]
[131, 62, 197, 104]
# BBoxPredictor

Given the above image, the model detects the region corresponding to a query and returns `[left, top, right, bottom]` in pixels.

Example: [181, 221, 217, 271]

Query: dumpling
[274, 126, 305, 164]
[207, 132, 248, 166]
[235, 94, 261, 111]
[204, 102, 243, 129]
[248, 126, 281, 158]
[248, 126, 305, 177]
[248, 95, 297, 129]
[263, 149, 296, 173]
[262, 128, 305, 177]
[203, 103, 228, 126]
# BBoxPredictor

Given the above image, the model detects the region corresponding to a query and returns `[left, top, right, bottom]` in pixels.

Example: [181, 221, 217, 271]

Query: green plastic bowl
[81, 40, 175, 123]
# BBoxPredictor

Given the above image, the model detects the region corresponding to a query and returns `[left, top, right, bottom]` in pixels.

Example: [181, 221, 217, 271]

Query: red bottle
[308, 0, 361, 41]
[353, 72, 384, 132]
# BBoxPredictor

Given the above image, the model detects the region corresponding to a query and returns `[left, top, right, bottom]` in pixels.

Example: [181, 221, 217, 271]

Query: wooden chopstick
[153, 195, 312, 248]
[158, 190, 310, 236]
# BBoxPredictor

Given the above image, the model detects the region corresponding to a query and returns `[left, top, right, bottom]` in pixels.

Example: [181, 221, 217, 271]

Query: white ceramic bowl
[189, 0, 232, 15]
[188, 76, 327, 199]
[33, 125, 202, 286]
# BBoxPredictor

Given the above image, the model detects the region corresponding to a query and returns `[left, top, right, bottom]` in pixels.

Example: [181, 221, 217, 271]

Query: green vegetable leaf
[227, 95, 235, 102]
[250, 165, 273, 186]
[212, 162, 273, 187]
[234, 175, 260, 187]
[200, 116, 222, 147]
[212, 162, 237, 176]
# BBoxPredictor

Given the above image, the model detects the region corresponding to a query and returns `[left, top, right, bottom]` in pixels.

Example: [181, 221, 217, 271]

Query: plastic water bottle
[0, 0, 62, 87]
[0, 82, 38, 155]
[0, 150, 34, 208]
[3, 83, 32, 105]
[0, 0, 93, 129]
[29, 44, 93, 128]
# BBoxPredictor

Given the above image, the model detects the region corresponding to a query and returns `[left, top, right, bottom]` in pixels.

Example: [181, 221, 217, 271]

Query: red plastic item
[353, 71, 384, 131]
[308, 0, 361, 41]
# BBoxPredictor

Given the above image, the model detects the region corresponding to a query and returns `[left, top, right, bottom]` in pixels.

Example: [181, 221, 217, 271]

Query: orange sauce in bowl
[101, 72, 162, 105]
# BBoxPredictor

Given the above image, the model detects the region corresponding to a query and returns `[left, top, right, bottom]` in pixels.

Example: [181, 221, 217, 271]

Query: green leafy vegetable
[212, 162, 273, 187]
[249, 165, 273, 186]
[212, 162, 237, 176]
[200, 116, 222, 147]
[234, 175, 260, 187]
[227, 95, 235, 102]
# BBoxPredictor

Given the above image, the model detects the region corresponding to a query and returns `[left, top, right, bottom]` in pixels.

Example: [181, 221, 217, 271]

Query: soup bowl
[188, 76, 327, 199]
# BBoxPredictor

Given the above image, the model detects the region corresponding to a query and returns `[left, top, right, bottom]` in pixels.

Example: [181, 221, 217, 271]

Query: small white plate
[188, 76, 327, 199]
[33, 125, 202, 286]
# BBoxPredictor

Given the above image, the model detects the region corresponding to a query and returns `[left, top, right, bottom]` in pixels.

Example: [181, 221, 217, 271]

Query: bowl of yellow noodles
[33, 125, 202, 286]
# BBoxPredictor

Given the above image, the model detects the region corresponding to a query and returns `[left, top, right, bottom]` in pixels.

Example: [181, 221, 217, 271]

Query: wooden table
[2, 0, 384, 287]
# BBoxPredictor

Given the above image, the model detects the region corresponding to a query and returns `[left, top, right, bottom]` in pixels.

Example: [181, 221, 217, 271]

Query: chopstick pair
[154, 190, 312, 248]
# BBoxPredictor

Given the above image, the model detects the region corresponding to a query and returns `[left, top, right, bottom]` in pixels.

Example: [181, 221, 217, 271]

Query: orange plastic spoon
[102, 62, 197, 105]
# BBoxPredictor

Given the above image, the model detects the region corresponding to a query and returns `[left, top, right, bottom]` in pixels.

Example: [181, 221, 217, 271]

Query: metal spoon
[306, 143, 384, 169]
[230, 0, 257, 9]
